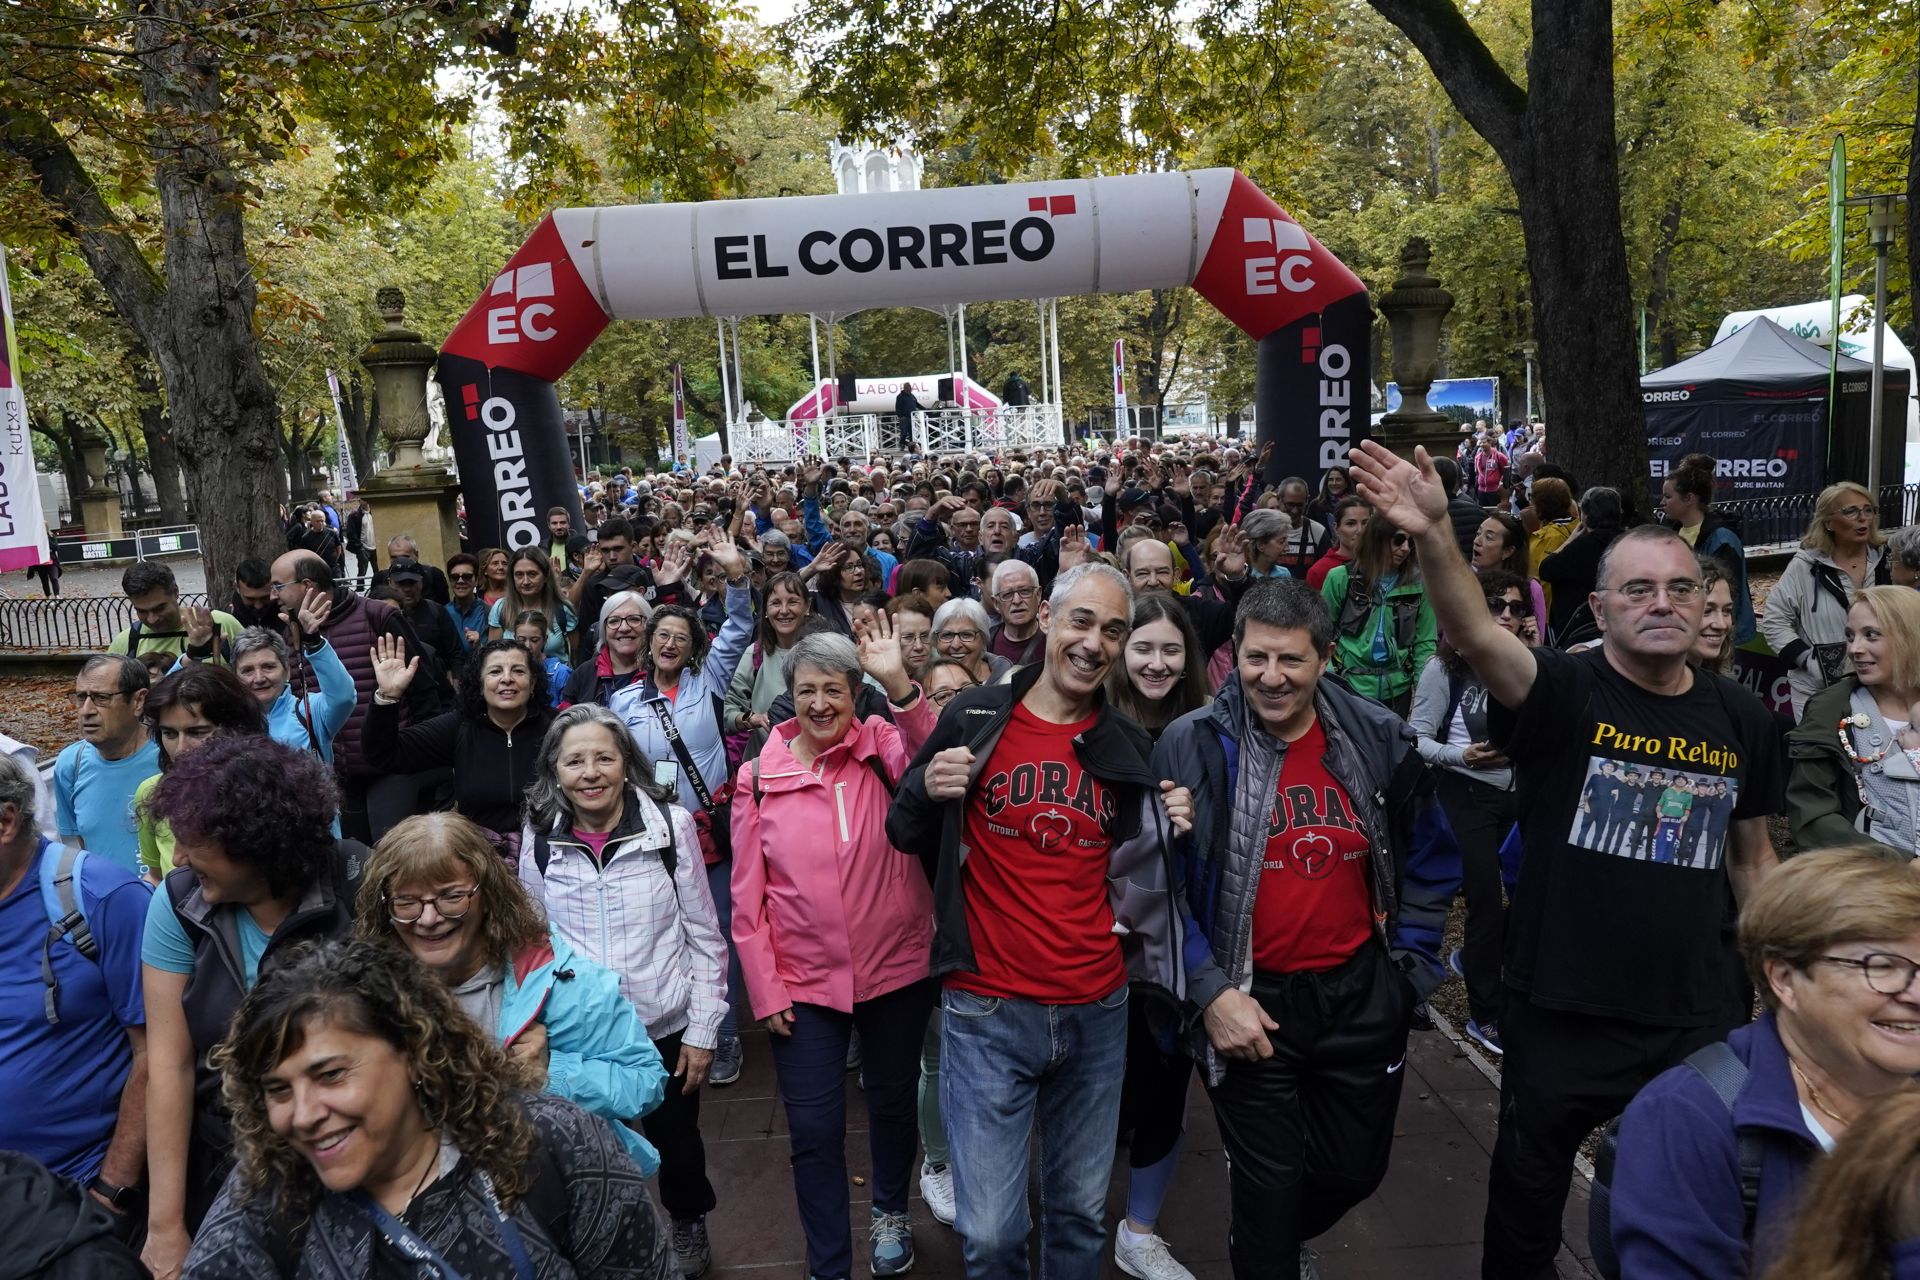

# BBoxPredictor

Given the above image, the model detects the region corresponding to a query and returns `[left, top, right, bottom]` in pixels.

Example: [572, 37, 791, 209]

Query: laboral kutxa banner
[0, 248, 52, 572]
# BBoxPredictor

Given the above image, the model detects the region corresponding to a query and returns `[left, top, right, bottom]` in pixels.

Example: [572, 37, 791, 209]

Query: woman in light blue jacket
[356, 811, 667, 1173]
[230, 602, 355, 762]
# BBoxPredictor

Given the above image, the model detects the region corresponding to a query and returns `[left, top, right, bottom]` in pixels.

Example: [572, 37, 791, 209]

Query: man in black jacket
[888, 563, 1190, 1280]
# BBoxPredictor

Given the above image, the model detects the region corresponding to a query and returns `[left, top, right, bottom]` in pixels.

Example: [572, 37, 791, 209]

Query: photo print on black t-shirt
[1571, 756, 1739, 870]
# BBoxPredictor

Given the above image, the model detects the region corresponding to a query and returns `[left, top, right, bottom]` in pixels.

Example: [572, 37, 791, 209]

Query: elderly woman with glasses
[355, 812, 667, 1174]
[560, 590, 654, 708]
[1763, 482, 1891, 719]
[1609, 850, 1920, 1278]
[930, 597, 1009, 685]
[729, 618, 937, 1280]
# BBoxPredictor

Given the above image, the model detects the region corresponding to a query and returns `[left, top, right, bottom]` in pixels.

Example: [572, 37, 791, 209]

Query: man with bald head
[1120, 532, 1252, 655]
[269, 549, 443, 839]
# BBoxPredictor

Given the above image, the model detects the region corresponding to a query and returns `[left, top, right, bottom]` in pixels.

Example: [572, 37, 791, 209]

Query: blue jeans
[769, 980, 936, 1280]
[706, 859, 744, 1039]
[940, 983, 1130, 1280]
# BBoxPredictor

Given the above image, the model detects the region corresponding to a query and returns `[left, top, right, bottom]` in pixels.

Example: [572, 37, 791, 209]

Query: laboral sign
[440, 170, 1371, 549]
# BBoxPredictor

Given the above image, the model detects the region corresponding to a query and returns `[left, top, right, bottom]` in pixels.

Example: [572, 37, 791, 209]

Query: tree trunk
[283, 411, 317, 501]
[0, 9, 283, 592]
[1368, 0, 1649, 509]
[135, 365, 190, 524]
[30, 413, 86, 524]
[343, 370, 375, 484]
[1908, 61, 1919, 404]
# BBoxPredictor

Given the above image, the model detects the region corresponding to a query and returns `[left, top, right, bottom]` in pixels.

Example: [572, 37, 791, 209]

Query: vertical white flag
[326, 368, 357, 495]
[1112, 338, 1129, 436]
[672, 363, 690, 462]
[0, 248, 52, 571]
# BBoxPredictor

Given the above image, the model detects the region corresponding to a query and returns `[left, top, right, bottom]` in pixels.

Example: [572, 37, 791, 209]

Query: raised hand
[1214, 524, 1251, 578]
[1104, 467, 1123, 498]
[855, 609, 913, 700]
[1347, 440, 1447, 538]
[183, 604, 215, 651]
[656, 539, 693, 586]
[581, 544, 606, 577]
[370, 633, 419, 701]
[291, 591, 330, 646]
[708, 537, 748, 582]
[1057, 524, 1089, 571]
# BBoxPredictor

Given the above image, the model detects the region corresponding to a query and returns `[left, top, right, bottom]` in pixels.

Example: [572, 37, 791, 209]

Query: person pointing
[888, 563, 1192, 1280]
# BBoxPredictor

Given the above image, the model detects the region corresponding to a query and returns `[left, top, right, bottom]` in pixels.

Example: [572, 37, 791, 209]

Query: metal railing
[54, 524, 203, 566]
[0, 592, 214, 653]
[912, 405, 1064, 454]
[1713, 483, 1920, 552]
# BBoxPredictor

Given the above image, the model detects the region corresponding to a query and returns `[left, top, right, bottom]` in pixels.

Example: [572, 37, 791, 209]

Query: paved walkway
[700, 1018, 1597, 1280]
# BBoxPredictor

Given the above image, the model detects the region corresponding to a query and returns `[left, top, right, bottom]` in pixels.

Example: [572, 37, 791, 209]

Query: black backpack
[531, 810, 675, 877]
[1588, 1040, 1762, 1279]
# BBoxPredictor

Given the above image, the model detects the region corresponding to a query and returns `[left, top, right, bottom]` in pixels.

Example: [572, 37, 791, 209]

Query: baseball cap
[388, 556, 425, 582]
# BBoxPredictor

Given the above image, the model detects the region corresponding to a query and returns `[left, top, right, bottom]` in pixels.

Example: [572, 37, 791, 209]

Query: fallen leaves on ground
[1, 676, 79, 756]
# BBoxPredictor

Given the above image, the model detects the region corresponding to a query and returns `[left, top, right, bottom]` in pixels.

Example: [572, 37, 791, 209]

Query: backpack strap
[867, 755, 896, 797]
[38, 842, 96, 1025]
[533, 829, 552, 877]
[1682, 1041, 1764, 1234]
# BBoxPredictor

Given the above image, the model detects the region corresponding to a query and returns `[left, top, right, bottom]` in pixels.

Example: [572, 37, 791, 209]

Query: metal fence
[0, 593, 213, 654]
[1714, 483, 1920, 552]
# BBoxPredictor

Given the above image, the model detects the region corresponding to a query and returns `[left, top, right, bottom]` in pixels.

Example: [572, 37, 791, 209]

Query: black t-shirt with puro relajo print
[1490, 647, 1783, 1027]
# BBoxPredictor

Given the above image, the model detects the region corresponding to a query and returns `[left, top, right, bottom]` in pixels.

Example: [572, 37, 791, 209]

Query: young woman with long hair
[1320, 515, 1437, 718]
[486, 548, 577, 658]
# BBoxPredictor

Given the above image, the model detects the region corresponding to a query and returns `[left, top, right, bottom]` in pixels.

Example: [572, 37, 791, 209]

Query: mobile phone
[653, 760, 679, 789]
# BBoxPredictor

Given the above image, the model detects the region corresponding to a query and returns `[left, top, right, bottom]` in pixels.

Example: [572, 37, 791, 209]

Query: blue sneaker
[1447, 947, 1467, 981]
[1465, 1018, 1504, 1056]
[709, 1034, 743, 1087]
[870, 1207, 914, 1276]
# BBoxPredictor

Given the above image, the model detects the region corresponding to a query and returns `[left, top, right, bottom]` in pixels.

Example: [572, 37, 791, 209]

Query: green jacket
[1785, 676, 1906, 860]
[1320, 564, 1437, 704]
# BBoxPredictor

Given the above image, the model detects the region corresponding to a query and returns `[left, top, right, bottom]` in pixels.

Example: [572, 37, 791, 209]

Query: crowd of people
[3, 429, 1920, 1280]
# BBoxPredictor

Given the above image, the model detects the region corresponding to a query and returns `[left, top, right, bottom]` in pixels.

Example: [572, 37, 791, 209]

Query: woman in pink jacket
[730, 615, 937, 1280]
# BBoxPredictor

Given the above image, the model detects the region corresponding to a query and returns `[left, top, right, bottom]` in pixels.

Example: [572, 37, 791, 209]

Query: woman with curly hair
[135, 664, 268, 883]
[355, 813, 667, 1174]
[182, 939, 674, 1279]
[140, 738, 362, 1279]
[361, 637, 550, 847]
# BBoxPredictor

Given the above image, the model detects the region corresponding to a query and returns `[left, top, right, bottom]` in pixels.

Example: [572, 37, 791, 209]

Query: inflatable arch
[439, 168, 1372, 551]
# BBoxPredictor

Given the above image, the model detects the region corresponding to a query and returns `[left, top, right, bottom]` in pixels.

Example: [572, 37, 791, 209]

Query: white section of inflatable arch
[548, 169, 1232, 321]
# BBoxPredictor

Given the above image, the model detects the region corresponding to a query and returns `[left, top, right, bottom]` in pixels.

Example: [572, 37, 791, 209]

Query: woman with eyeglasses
[1785, 586, 1920, 860]
[1410, 569, 1528, 1058]
[355, 812, 667, 1173]
[1764, 482, 1892, 720]
[1319, 516, 1437, 718]
[1609, 850, 1920, 1278]
[140, 738, 361, 1280]
[919, 658, 982, 715]
[929, 597, 1009, 685]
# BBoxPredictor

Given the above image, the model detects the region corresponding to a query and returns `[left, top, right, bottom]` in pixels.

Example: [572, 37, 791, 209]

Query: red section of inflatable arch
[442, 215, 610, 381]
[1189, 172, 1369, 341]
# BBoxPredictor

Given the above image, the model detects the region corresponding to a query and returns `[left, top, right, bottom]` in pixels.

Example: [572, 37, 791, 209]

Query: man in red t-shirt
[1154, 578, 1430, 1279]
[888, 563, 1192, 1280]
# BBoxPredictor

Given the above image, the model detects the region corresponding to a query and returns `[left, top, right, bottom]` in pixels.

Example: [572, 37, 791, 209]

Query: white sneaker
[918, 1161, 955, 1226]
[1114, 1226, 1196, 1280]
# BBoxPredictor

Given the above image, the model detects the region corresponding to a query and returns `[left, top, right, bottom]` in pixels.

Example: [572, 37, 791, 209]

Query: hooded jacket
[1761, 545, 1890, 714]
[265, 638, 355, 762]
[501, 928, 668, 1176]
[1610, 1014, 1823, 1279]
[1153, 675, 1449, 1085]
[730, 696, 937, 1020]
[518, 789, 728, 1049]
[885, 662, 1184, 1001]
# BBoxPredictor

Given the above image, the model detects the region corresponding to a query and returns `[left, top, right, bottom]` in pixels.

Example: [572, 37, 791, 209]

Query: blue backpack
[37, 841, 97, 1026]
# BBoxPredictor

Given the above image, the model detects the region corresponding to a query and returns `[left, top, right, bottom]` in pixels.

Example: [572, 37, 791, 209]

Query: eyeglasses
[1391, 533, 1412, 547]
[1486, 598, 1529, 617]
[1604, 579, 1703, 604]
[936, 629, 984, 645]
[387, 886, 479, 924]
[995, 586, 1037, 602]
[605, 615, 647, 631]
[69, 690, 128, 707]
[1836, 505, 1876, 520]
[449, 572, 476, 582]
[928, 683, 977, 705]
[1817, 952, 1920, 996]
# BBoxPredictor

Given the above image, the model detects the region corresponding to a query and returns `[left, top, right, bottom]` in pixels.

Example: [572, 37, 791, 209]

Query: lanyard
[651, 697, 714, 808]
[347, 1169, 536, 1280]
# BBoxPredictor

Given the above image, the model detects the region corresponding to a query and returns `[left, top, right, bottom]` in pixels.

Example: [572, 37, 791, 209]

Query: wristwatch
[88, 1176, 141, 1214]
